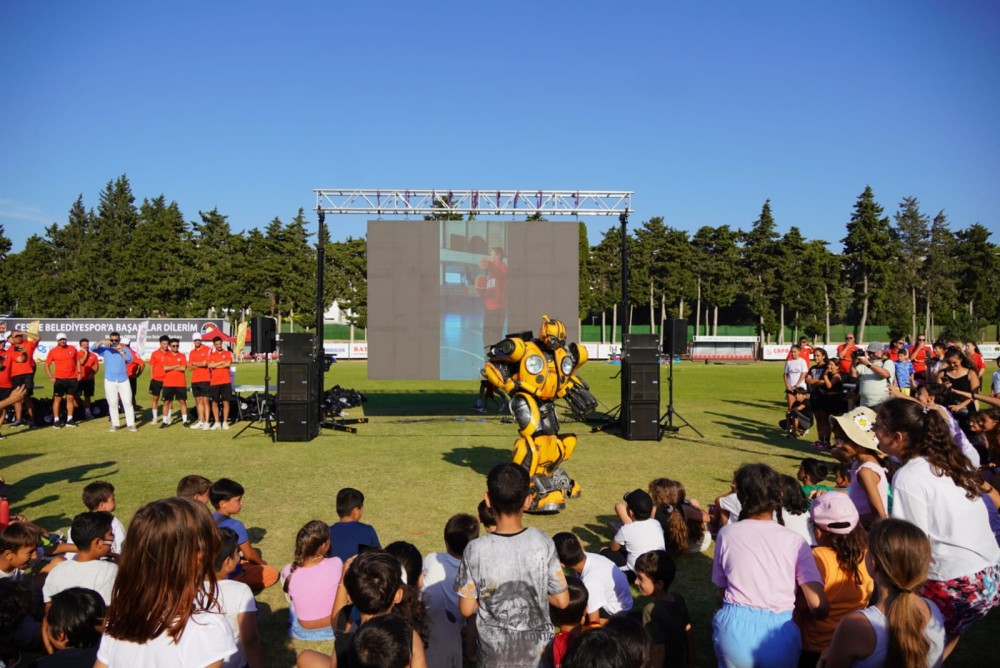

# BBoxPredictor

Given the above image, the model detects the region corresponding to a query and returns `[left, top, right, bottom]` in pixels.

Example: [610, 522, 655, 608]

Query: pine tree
[741, 200, 780, 341]
[841, 186, 894, 342]
[955, 223, 1000, 326]
[892, 197, 930, 339]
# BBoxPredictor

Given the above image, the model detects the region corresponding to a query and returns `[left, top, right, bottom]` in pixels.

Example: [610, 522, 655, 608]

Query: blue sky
[2, 1, 998, 253]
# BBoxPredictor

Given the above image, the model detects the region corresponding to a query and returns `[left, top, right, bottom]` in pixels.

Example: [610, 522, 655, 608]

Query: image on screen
[367, 219, 578, 381]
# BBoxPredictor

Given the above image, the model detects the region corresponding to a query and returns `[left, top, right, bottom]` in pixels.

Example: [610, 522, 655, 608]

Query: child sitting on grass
[476, 499, 497, 533]
[210, 478, 278, 591]
[543, 576, 590, 668]
[214, 527, 264, 668]
[421, 513, 479, 668]
[281, 520, 341, 642]
[297, 550, 427, 668]
[327, 488, 381, 563]
[34, 587, 105, 668]
[42, 511, 117, 606]
[81, 481, 125, 555]
[601, 489, 665, 578]
[634, 550, 693, 668]
[176, 474, 212, 505]
[797, 458, 834, 500]
[780, 386, 813, 438]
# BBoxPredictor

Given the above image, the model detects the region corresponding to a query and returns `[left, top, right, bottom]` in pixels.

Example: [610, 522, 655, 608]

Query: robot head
[538, 315, 566, 351]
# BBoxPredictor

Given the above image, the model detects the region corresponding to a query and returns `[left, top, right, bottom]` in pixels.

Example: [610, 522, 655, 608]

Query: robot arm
[483, 360, 518, 395]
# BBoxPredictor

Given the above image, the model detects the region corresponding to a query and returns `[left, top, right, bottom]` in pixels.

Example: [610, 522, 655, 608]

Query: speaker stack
[621, 333, 661, 440]
[250, 316, 277, 355]
[276, 333, 320, 441]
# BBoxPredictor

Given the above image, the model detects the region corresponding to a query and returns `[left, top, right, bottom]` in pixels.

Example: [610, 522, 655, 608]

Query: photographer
[850, 342, 895, 408]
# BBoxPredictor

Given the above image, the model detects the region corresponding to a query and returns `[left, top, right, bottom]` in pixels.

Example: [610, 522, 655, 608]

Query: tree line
[1, 177, 997, 343]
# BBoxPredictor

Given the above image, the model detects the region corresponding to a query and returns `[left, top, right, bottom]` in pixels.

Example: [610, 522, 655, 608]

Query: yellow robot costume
[482, 315, 597, 513]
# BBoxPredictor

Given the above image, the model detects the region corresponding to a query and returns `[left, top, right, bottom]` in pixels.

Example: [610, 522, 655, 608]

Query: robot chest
[518, 355, 558, 393]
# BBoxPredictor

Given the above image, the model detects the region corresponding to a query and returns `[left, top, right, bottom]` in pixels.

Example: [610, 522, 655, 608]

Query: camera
[851, 349, 866, 360]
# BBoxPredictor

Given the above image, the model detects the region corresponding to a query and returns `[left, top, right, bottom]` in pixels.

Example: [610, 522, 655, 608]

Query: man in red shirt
[188, 334, 212, 429]
[479, 247, 508, 348]
[77, 338, 100, 419]
[160, 338, 190, 429]
[207, 336, 234, 430]
[45, 332, 82, 428]
[147, 335, 170, 425]
[7, 330, 39, 427]
[836, 333, 858, 374]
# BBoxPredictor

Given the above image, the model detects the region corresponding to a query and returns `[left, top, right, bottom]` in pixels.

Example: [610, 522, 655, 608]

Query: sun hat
[830, 406, 879, 451]
[810, 491, 859, 534]
[55, 332, 67, 340]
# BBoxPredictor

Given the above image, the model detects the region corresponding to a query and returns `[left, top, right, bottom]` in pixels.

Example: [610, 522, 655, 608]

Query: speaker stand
[232, 355, 276, 442]
[658, 356, 703, 439]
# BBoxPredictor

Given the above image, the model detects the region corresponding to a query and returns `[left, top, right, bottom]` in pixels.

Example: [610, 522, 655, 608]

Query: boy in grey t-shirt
[456, 464, 569, 667]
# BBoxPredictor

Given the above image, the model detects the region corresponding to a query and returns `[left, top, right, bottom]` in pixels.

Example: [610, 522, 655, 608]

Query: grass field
[2, 360, 996, 666]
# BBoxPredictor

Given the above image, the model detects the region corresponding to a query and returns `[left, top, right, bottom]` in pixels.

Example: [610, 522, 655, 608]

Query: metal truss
[314, 189, 632, 217]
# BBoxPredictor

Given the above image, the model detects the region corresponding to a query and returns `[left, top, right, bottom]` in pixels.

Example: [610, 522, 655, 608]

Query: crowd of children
[2, 392, 1000, 668]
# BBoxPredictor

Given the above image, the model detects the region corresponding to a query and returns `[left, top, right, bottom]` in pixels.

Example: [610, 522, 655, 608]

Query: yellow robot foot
[568, 480, 581, 498]
[528, 489, 566, 514]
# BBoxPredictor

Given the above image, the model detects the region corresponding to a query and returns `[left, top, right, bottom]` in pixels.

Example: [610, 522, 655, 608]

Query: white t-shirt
[213, 579, 256, 668]
[784, 358, 809, 390]
[781, 510, 816, 547]
[612, 518, 666, 572]
[579, 552, 633, 615]
[97, 611, 236, 667]
[42, 558, 118, 605]
[891, 456, 1000, 581]
[857, 359, 895, 407]
[63, 515, 126, 560]
[421, 552, 463, 668]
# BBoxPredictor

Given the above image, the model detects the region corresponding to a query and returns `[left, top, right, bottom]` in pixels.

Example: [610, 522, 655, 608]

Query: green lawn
[2, 360, 996, 666]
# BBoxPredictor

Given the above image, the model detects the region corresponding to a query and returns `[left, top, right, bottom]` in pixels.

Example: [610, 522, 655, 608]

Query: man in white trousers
[93, 332, 137, 432]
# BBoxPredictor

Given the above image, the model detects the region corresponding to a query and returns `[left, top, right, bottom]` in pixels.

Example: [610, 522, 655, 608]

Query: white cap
[55, 332, 67, 340]
[192, 334, 202, 341]
[122, 337, 132, 345]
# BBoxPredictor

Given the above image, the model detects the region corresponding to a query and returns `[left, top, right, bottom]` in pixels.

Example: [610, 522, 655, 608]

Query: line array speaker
[624, 333, 659, 364]
[621, 401, 660, 440]
[276, 403, 320, 441]
[623, 363, 660, 402]
[250, 317, 277, 355]
[280, 333, 315, 363]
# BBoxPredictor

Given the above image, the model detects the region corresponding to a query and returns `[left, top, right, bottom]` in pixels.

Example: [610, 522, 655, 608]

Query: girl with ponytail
[875, 398, 1000, 658]
[281, 520, 342, 641]
[820, 518, 944, 668]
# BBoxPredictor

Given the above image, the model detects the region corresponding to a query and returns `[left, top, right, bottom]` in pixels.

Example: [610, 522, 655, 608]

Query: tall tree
[955, 223, 1000, 326]
[326, 236, 368, 328]
[892, 197, 930, 340]
[775, 226, 810, 342]
[741, 200, 780, 341]
[127, 196, 192, 316]
[692, 225, 740, 335]
[577, 221, 592, 321]
[923, 211, 958, 337]
[92, 176, 140, 314]
[841, 186, 894, 342]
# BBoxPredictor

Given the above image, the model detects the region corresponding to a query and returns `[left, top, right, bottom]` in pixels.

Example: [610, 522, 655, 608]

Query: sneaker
[65, 420, 77, 428]
[10, 419, 24, 427]
[159, 421, 170, 429]
[52, 421, 62, 429]
[210, 423, 222, 431]
[128, 426, 138, 432]
[201, 422, 211, 431]
[221, 422, 229, 430]
[181, 422, 190, 429]
[109, 425, 119, 433]
[150, 416, 158, 425]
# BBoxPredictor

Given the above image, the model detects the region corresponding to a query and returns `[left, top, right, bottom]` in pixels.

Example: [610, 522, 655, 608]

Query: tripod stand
[232, 354, 275, 441]
[658, 355, 703, 439]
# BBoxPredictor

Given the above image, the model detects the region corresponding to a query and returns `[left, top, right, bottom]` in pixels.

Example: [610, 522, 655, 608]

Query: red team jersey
[10, 339, 37, 376]
[208, 350, 234, 385]
[45, 345, 79, 380]
[0, 350, 13, 388]
[188, 345, 211, 384]
[149, 347, 168, 381]
[79, 350, 99, 381]
[162, 351, 187, 388]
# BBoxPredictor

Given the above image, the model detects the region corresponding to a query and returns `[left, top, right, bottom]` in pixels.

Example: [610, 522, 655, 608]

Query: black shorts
[191, 382, 211, 398]
[0, 387, 11, 401]
[12, 374, 34, 396]
[53, 378, 79, 398]
[161, 386, 187, 402]
[209, 384, 233, 402]
[149, 379, 164, 397]
[78, 379, 95, 398]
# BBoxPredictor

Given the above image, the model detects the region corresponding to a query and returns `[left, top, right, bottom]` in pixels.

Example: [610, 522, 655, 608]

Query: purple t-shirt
[712, 519, 821, 612]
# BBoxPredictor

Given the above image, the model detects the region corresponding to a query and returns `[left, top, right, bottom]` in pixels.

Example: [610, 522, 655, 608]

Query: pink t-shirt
[280, 557, 343, 621]
[712, 519, 822, 612]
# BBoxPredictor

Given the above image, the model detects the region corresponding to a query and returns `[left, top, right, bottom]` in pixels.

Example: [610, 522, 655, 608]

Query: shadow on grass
[256, 600, 299, 668]
[7, 461, 119, 503]
[441, 446, 511, 476]
[362, 391, 480, 417]
[0, 452, 43, 470]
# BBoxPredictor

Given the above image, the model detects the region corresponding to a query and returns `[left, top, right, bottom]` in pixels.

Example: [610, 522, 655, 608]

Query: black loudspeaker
[664, 318, 688, 357]
[280, 333, 315, 363]
[278, 362, 319, 402]
[250, 317, 277, 355]
[624, 333, 659, 364]
[624, 363, 660, 402]
[276, 403, 320, 441]
[622, 401, 660, 440]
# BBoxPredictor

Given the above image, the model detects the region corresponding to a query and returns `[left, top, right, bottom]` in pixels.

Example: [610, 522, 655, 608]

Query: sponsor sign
[0, 318, 226, 358]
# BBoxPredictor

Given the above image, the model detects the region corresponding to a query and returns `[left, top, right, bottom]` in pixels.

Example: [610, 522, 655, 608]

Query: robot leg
[510, 394, 542, 479]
